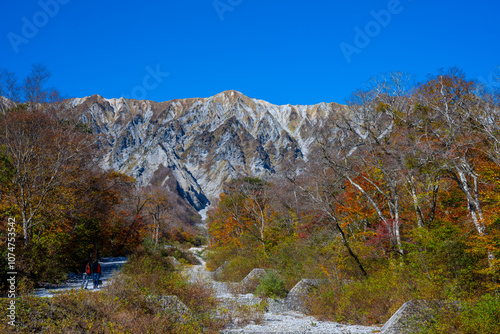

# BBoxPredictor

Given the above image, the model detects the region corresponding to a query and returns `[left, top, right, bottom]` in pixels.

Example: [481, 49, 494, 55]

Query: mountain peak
[210, 90, 250, 103]
[217, 90, 245, 97]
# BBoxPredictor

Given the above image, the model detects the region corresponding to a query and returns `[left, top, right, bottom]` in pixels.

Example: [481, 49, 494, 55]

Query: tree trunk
[458, 171, 486, 235]
[347, 176, 403, 253]
[333, 218, 368, 277]
[457, 170, 494, 265]
[407, 177, 425, 228]
[393, 195, 403, 255]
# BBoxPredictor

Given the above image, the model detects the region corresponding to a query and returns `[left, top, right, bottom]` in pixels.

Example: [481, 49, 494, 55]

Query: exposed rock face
[0, 96, 15, 111]
[64, 91, 345, 213]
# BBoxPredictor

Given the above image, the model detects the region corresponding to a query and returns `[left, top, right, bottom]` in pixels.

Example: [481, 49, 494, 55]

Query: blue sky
[1, 0, 499, 105]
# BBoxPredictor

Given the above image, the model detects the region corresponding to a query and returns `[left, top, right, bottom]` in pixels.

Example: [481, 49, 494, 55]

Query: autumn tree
[63, 170, 136, 258]
[0, 102, 96, 245]
[415, 70, 491, 237]
[208, 177, 278, 253]
[324, 88, 408, 255]
[144, 185, 173, 245]
[285, 156, 369, 276]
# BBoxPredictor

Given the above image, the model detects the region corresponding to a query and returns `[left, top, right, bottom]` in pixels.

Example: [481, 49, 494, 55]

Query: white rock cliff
[65, 90, 345, 213]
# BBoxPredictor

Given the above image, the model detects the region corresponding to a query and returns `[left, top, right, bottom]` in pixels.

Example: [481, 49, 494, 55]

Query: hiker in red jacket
[81, 258, 91, 289]
[91, 259, 101, 289]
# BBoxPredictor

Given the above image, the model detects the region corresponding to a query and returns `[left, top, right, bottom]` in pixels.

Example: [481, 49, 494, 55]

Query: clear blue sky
[1, 0, 499, 105]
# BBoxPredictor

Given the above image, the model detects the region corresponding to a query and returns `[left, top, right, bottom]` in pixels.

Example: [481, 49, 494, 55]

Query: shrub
[255, 271, 288, 299]
[306, 260, 448, 325]
[422, 294, 500, 334]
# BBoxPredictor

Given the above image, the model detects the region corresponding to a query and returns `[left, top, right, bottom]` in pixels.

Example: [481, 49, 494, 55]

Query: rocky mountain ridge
[63, 90, 346, 215]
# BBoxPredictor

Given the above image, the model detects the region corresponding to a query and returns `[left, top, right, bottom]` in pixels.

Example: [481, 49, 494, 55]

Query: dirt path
[34, 257, 127, 298]
[185, 247, 381, 334]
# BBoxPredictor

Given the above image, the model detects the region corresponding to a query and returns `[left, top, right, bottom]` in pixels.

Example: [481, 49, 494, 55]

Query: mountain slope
[64, 90, 346, 213]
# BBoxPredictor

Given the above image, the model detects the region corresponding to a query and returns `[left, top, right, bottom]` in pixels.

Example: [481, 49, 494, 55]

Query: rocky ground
[185, 247, 382, 334]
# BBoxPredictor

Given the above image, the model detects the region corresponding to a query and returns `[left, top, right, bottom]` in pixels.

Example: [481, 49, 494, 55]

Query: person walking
[91, 259, 101, 289]
[81, 258, 91, 289]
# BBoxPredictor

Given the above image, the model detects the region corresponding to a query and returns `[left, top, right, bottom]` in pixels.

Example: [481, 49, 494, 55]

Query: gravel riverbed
[186, 247, 382, 334]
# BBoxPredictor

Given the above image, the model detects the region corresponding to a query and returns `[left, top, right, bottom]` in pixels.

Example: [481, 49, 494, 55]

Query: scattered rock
[166, 256, 181, 269]
[381, 300, 461, 334]
[288, 279, 329, 297]
[213, 261, 230, 281]
[284, 279, 329, 313]
[147, 295, 193, 323]
[240, 269, 267, 293]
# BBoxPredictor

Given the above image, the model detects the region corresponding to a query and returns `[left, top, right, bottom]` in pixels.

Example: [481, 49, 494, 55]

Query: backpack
[85, 263, 91, 275]
[92, 262, 101, 275]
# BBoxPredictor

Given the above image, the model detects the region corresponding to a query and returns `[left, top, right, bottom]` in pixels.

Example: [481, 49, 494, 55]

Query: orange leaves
[338, 178, 377, 221]
[209, 193, 251, 246]
[208, 212, 242, 247]
[208, 178, 280, 252]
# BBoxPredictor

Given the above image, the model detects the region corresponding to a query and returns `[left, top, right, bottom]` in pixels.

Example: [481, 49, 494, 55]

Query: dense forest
[206, 68, 500, 331]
